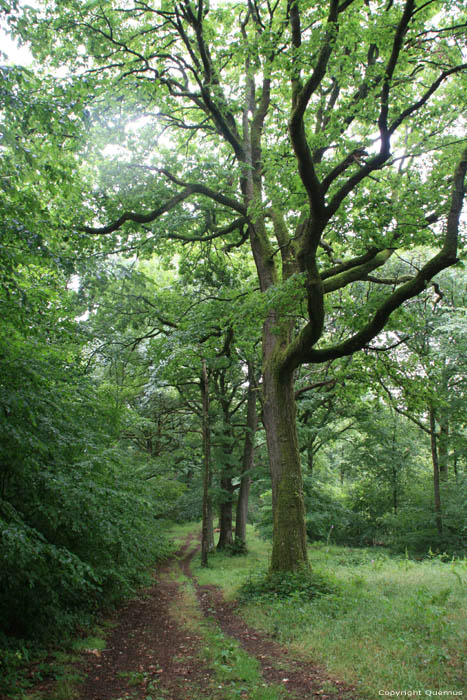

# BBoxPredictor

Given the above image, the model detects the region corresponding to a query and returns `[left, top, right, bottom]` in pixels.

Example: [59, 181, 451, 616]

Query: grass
[12, 523, 466, 700]
[185, 524, 466, 699]
[167, 555, 287, 700]
[190, 525, 272, 600]
[168, 520, 202, 548]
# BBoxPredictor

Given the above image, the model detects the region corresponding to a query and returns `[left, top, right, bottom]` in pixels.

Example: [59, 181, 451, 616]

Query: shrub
[239, 567, 339, 602]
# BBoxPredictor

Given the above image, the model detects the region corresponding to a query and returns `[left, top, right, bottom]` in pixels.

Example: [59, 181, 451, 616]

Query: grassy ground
[185, 524, 466, 699]
[167, 541, 288, 700]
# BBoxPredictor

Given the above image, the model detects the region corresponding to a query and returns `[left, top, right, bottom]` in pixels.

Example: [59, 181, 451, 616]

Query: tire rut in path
[180, 541, 357, 700]
[77, 534, 212, 700]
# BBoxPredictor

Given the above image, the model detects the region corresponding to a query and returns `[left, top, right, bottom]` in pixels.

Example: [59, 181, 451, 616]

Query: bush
[239, 567, 339, 602]
[171, 480, 204, 522]
[0, 338, 173, 653]
[375, 474, 466, 556]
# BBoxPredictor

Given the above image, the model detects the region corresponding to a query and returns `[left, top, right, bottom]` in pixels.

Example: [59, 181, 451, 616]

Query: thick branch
[81, 181, 246, 235]
[291, 0, 340, 122]
[322, 249, 394, 293]
[282, 147, 467, 371]
[81, 187, 197, 235]
[288, 0, 341, 219]
[321, 248, 381, 280]
[379, 0, 416, 138]
[364, 274, 414, 286]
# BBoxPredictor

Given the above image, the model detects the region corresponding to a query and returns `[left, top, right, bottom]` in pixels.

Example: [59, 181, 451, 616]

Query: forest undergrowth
[190, 525, 467, 698]
[5, 523, 464, 700]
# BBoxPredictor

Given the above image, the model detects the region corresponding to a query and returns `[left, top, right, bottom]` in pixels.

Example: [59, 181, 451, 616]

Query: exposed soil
[30, 532, 357, 700]
[76, 535, 211, 700]
[180, 544, 356, 700]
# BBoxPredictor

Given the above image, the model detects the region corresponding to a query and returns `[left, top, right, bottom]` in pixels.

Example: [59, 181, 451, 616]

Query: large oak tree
[18, 0, 467, 571]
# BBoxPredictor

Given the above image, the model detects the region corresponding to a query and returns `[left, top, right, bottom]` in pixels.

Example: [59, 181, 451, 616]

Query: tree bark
[392, 470, 398, 515]
[217, 476, 234, 550]
[262, 323, 309, 572]
[438, 416, 449, 480]
[201, 360, 214, 566]
[235, 362, 258, 545]
[217, 380, 235, 550]
[429, 406, 443, 536]
[307, 444, 314, 479]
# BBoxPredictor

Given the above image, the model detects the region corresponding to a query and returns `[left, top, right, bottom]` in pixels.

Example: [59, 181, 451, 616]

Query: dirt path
[73, 532, 356, 700]
[180, 543, 356, 700]
[77, 535, 213, 700]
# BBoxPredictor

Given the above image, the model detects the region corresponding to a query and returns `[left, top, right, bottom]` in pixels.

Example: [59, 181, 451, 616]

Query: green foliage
[171, 481, 204, 522]
[227, 538, 248, 556]
[239, 567, 339, 602]
[0, 7, 465, 692]
[0, 170, 174, 698]
[382, 477, 467, 556]
[257, 482, 380, 548]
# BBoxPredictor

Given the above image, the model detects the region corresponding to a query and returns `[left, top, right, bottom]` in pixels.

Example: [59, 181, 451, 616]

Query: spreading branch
[281, 146, 467, 372]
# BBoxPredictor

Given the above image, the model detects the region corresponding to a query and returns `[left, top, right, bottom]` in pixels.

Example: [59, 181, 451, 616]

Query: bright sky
[1, 19, 33, 66]
[0, 0, 42, 66]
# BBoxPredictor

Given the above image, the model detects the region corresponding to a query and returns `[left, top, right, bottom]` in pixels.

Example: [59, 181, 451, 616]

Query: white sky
[0, 19, 33, 66]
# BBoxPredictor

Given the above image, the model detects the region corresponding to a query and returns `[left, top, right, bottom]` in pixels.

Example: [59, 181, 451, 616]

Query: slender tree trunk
[217, 386, 235, 550]
[391, 421, 398, 514]
[201, 360, 214, 566]
[307, 443, 314, 479]
[262, 325, 309, 572]
[392, 473, 398, 515]
[438, 416, 449, 480]
[235, 363, 258, 545]
[429, 406, 443, 536]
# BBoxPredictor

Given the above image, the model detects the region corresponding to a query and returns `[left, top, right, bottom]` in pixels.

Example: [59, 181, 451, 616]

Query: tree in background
[370, 267, 467, 547]
[79, 253, 262, 558]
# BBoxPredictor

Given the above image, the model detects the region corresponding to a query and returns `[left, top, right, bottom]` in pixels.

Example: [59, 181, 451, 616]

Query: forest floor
[13, 527, 466, 700]
[65, 531, 355, 700]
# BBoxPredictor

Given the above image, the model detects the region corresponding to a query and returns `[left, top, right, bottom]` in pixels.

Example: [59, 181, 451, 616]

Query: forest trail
[75, 532, 356, 700]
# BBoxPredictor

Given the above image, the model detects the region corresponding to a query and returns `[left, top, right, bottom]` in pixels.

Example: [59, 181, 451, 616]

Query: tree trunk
[262, 332, 309, 572]
[201, 360, 214, 566]
[438, 416, 449, 480]
[217, 477, 234, 549]
[392, 477, 398, 515]
[307, 443, 314, 479]
[235, 363, 258, 545]
[217, 382, 235, 550]
[391, 421, 398, 514]
[429, 406, 443, 536]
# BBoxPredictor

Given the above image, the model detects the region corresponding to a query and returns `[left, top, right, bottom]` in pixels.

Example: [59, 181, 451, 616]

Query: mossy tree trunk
[262, 324, 309, 572]
[235, 361, 259, 546]
[201, 360, 214, 566]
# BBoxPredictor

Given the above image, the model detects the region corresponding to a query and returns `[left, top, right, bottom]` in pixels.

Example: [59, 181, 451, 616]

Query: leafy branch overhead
[57, 0, 467, 364]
